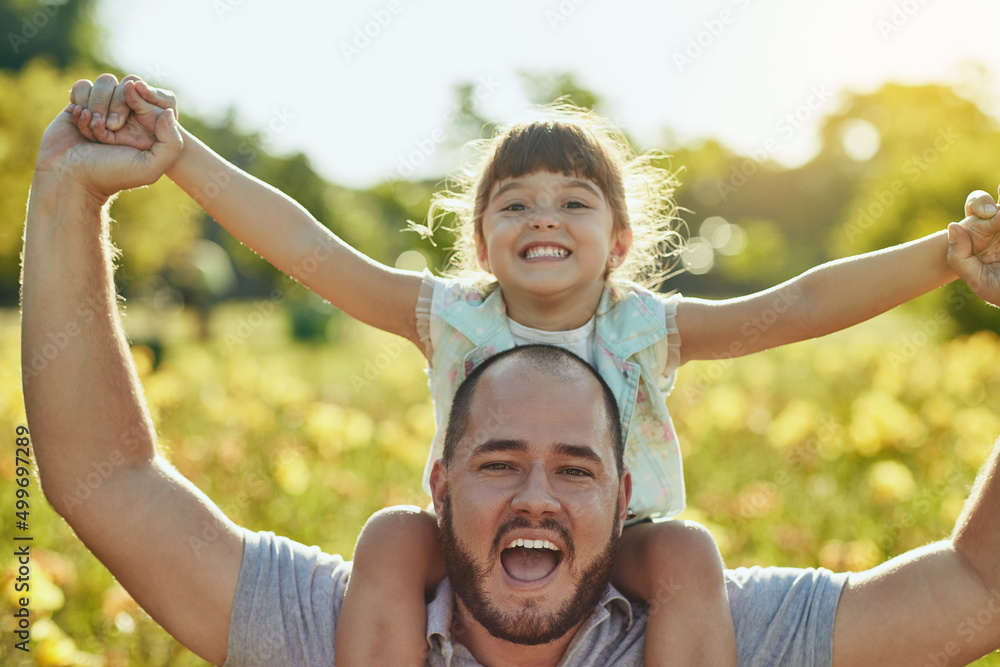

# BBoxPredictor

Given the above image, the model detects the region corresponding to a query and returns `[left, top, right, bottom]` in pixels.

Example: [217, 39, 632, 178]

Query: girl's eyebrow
[492, 178, 602, 199]
[566, 179, 603, 199]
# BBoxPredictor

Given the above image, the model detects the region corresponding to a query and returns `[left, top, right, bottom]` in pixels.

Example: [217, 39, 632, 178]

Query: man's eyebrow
[469, 440, 603, 465]
[470, 439, 528, 457]
[554, 443, 604, 465]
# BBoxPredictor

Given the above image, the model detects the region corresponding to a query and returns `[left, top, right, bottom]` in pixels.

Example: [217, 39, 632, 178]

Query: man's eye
[483, 462, 512, 471]
[562, 468, 591, 477]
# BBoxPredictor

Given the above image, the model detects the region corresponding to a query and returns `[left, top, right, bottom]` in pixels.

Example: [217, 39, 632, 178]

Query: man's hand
[949, 188, 1000, 307]
[69, 73, 178, 151]
[36, 97, 182, 202]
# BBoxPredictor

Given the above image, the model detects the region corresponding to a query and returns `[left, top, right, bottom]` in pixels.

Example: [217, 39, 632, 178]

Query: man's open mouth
[500, 538, 563, 582]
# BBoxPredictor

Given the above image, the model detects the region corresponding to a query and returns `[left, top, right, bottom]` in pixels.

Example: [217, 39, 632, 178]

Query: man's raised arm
[822, 205, 1000, 666]
[21, 103, 243, 665]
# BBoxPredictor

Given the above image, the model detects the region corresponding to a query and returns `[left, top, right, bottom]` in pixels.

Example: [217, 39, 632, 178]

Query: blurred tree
[0, 59, 137, 304]
[820, 82, 1000, 332]
[520, 70, 603, 111]
[824, 82, 999, 255]
[1, 0, 102, 70]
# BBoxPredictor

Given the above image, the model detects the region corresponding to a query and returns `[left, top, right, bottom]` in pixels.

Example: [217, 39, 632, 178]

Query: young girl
[70, 77, 992, 666]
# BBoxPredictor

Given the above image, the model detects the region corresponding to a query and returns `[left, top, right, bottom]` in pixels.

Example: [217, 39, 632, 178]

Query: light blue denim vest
[422, 279, 686, 521]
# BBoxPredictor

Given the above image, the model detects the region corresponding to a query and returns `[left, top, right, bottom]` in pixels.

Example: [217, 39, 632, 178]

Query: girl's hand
[68, 74, 178, 151]
[959, 189, 1000, 264]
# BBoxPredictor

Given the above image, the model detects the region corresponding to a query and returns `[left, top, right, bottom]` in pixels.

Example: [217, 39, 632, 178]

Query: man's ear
[617, 469, 632, 537]
[429, 458, 449, 521]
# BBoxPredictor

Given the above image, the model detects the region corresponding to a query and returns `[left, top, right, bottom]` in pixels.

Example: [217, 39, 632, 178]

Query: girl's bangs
[487, 123, 620, 197]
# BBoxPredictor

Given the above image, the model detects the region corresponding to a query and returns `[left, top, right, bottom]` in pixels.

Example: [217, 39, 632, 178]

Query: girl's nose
[530, 210, 560, 230]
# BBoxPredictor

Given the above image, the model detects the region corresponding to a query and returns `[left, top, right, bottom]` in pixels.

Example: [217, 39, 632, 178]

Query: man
[21, 78, 1000, 666]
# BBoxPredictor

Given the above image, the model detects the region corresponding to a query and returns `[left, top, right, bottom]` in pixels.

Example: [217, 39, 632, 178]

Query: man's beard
[438, 491, 620, 646]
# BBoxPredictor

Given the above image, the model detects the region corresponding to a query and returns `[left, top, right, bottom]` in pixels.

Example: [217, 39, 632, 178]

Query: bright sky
[96, 0, 1000, 188]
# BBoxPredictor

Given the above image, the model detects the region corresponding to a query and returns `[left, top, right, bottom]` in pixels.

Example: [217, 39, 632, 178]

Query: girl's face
[477, 170, 631, 310]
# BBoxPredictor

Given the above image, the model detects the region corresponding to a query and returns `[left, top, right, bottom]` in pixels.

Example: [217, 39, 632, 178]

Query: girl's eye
[564, 200, 588, 209]
[502, 203, 526, 212]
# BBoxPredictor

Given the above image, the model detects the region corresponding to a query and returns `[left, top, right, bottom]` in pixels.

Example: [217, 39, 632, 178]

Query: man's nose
[511, 463, 560, 517]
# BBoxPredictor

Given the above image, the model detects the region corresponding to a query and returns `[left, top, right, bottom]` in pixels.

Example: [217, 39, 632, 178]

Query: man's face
[430, 361, 630, 645]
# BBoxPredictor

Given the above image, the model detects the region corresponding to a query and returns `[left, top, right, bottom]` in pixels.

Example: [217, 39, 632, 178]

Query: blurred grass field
[4, 302, 1000, 666]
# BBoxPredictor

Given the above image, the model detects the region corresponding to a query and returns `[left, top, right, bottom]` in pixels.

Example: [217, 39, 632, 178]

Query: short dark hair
[441, 344, 625, 476]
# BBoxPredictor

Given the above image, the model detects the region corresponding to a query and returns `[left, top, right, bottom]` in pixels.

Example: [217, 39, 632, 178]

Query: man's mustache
[489, 515, 575, 563]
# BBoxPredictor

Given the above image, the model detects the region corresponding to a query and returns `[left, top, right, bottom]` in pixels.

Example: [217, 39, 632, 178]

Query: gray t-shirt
[222, 529, 848, 667]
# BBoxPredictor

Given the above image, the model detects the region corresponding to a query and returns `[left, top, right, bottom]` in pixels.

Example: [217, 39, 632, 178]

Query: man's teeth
[523, 246, 569, 259]
[506, 538, 560, 551]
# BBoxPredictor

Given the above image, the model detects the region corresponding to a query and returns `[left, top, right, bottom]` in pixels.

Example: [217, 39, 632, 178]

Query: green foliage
[520, 70, 604, 111]
[0, 59, 93, 301]
[0, 0, 102, 71]
[826, 83, 999, 256]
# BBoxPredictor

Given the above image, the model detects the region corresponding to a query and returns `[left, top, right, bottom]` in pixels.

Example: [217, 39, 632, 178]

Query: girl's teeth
[524, 246, 568, 259]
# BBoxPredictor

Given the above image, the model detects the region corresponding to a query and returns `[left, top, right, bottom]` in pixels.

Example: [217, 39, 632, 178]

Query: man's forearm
[952, 434, 1000, 590]
[21, 174, 156, 517]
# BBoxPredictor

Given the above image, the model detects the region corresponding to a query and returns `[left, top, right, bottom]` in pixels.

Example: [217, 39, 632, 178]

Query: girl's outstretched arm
[167, 125, 425, 347]
[76, 76, 426, 350]
[676, 191, 1000, 364]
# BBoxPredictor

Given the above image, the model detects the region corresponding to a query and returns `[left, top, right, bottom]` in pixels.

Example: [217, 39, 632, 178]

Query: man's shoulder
[225, 530, 352, 666]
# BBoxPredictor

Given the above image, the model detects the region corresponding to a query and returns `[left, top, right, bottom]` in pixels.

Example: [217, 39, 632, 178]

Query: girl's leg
[335, 506, 445, 667]
[614, 519, 736, 667]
